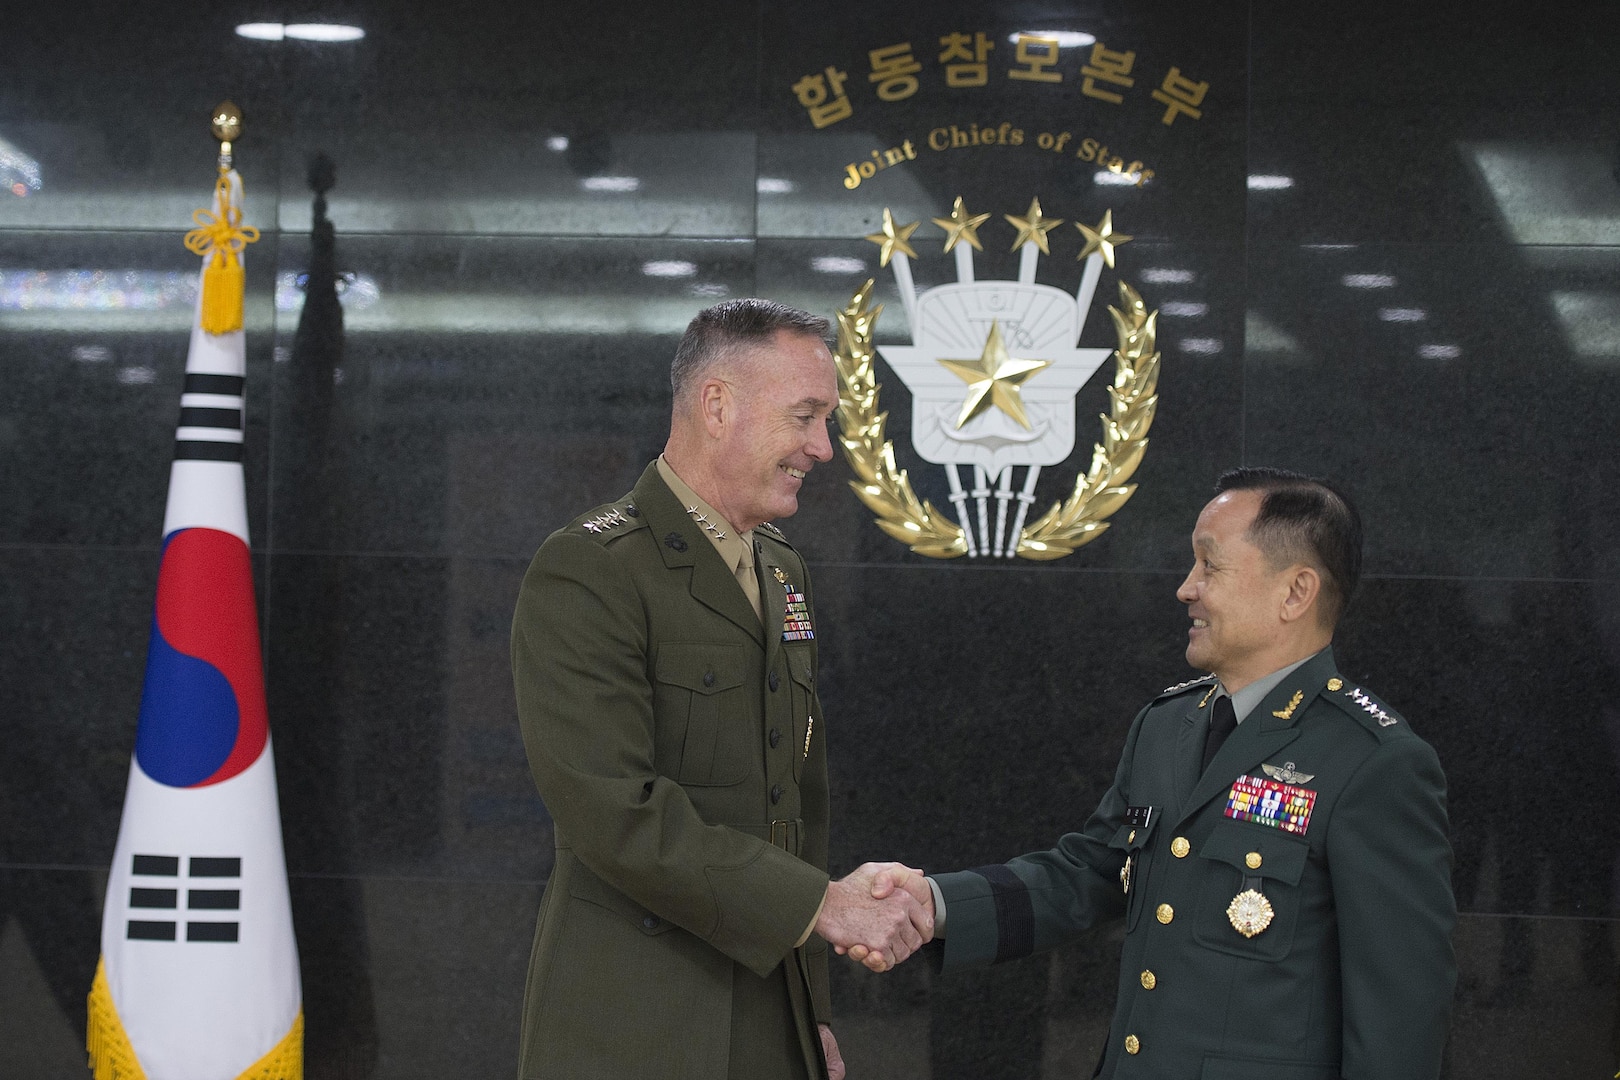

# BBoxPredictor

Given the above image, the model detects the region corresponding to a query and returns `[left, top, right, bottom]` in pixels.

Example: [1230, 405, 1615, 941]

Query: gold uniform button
[1128, 829, 1136, 843]
[1124, 1035, 1141, 1055]
[1140, 969, 1156, 990]
[1245, 852, 1263, 869]
[1156, 903, 1174, 924]
[1327, 677, 1344, 691]
[1171, 836, 1190, 858]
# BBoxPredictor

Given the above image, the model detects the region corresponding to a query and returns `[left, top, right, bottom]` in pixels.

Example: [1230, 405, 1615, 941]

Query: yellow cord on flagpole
[87, 956, 147, 1080]
[184, 169, 259, 335]
[235, 1011, 304, 1080]
[88, 957, 304, 1079]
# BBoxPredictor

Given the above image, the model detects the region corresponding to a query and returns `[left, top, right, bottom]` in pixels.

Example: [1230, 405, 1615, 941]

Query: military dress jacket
[932, 647, 1456, 1080]
[511, 463, 832, 1080]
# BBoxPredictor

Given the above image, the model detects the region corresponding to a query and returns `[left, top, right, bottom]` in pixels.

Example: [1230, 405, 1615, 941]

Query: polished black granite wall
[3, 1, 1618, 1076]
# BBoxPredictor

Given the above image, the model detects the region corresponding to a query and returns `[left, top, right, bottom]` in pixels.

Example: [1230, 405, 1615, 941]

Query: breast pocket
[1106, 817, 1159, 932]
[652, 642, 749, 787]
[1193, 822, 1310, 961]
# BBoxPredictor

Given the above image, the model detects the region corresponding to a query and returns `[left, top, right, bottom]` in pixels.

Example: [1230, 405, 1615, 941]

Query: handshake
[814, 862, 935, 972]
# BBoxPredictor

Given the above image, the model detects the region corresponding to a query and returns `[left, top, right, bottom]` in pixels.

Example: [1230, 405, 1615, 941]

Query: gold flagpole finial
[189, 100, 257, 335]
[211, 100, 242, 170]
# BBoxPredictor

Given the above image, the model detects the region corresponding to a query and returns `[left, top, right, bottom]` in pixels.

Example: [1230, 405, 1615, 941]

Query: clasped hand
[815, 862, 935, 973]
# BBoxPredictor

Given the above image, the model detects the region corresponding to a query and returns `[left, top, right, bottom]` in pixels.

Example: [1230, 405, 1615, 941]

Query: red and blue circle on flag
[134, 527, 269, 788]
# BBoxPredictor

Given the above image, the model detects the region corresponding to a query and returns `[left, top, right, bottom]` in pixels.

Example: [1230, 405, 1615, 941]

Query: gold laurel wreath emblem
[833, 278, 1161, 560]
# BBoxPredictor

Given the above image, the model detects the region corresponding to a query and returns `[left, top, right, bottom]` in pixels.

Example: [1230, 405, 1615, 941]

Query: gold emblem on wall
[834, 199, 1161, 559]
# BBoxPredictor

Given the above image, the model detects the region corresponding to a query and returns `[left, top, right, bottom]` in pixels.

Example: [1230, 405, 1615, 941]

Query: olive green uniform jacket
[932, 647, 1456, 1080]
[512, 463, 832, 1080]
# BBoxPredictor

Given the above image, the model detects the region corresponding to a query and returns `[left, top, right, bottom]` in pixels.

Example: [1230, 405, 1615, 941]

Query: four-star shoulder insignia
[1326, 679, 1400, 728]
[1160, 674, 1217, 697]
[1346, 687, 1398, 727]
[758, 521, 788, 541]
[578, 505, 637, 537]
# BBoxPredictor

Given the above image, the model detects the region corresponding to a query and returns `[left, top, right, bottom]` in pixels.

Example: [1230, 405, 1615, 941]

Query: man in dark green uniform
[869, 467, 1456, 1079]
[511, 299, 932, 1080]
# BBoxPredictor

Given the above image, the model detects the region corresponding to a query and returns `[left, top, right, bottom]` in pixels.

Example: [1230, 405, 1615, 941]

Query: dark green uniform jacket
[933, 647, 1456, 1080]
[512, 463, 832, 1080]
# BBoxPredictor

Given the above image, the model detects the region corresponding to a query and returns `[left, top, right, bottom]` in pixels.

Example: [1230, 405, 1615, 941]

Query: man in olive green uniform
[874, 468, 1456, 1079]
[512, 300, 931, 1080]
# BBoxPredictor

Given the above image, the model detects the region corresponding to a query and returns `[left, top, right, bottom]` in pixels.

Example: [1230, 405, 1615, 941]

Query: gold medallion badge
[1226, 888, 1274, 938]
[834, 199, 1161, 561]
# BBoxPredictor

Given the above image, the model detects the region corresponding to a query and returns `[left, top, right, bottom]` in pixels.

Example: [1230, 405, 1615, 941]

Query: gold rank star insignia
[864, 207, 920, 267]
[932, 195, 991, 253]
[938, 320, 1051, 430]
[1075, 210, 1133, 268]
[1004, 196, 1062, 254]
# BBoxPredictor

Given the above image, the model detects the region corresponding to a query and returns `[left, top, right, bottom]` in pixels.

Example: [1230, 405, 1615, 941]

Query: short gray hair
[670, 298, 831, 404]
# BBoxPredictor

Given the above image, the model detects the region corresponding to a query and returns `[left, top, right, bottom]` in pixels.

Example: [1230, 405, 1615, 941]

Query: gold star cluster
[864, 198, 1133, 263]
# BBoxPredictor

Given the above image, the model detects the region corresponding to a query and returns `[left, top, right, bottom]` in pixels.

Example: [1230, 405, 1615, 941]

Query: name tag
[1124, 805, 1156, 829]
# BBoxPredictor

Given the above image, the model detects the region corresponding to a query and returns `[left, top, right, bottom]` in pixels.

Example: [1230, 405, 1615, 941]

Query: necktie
[734, 541, 763, 625]
[1201, 695, 1237, 773]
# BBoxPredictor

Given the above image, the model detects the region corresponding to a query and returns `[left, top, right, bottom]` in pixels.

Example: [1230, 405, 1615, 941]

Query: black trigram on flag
[126, 854, 242, 942]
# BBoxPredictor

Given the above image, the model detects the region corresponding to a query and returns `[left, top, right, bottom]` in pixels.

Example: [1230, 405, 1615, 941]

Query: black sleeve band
[969, 864, 1035, 963]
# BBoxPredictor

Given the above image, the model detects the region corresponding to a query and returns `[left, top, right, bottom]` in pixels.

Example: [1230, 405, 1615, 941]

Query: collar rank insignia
[1347, 687, 1398, 727]
[684, 506, 727, 541]
[775, 568, 815, 641]
[1261, 761, 1315, 784]
[1271, 689, 1304, 719]
[1226, 774, 1317, 835]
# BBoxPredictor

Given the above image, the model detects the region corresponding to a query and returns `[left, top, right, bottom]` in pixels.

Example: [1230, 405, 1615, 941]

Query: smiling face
[703, 329, 838, 532]
[1175, 489, 1301, 690]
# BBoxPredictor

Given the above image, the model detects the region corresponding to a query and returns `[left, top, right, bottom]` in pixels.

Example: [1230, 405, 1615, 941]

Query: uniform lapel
[1176, 686, 1215, 803]
[1176, 648, 1337, 826]
[634, 464, 763, 647]
[757, 538, 788, 671]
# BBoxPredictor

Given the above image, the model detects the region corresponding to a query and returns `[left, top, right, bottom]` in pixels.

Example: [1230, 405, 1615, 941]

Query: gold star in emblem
[938, 320, 1051, 430]
[1004, 197, 1063, 254]
[864, 207, 920, 267]
[1075, 210, 1133, 268]
[932, 196, 991, 253]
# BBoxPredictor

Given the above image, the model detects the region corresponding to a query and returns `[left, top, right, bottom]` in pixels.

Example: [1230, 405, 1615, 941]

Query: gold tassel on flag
[183, 101, 259, 335]
[87, 958, 145, 1080]
[234, 1011, 305, 1080]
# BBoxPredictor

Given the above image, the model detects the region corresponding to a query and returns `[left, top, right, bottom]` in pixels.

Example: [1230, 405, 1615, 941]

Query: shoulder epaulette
[1156, 673, 1217, 700]
[1320, 677, 1408, 739]
[570, 499, 645, 543]
[757, 520, 789, 541]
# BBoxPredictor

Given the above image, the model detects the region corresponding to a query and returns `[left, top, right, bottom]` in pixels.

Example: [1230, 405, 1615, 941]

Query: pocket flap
[567, 864, 678, 937]
[654, 642, 745, 695]
[1199, 824, 1309, 885]
[785, 645, 814, 688]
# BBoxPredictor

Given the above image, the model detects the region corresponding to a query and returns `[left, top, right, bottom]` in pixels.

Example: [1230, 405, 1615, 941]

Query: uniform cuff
[927, 876, 948, 937]
[797, 889, 828, 948]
